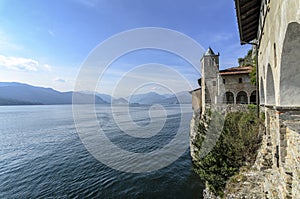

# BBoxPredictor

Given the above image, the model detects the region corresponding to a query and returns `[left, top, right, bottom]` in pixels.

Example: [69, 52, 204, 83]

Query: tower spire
[205, 46, 215, 56]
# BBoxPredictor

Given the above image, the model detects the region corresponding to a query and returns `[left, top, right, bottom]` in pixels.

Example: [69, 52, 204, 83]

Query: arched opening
[250, 91, 256, 104]
[223, 91, 234, 104]
[260, 77, 265, 104]
[280, 22, 300, 106]
[236, 91, 248, 104]
[266, 64, 275, 105]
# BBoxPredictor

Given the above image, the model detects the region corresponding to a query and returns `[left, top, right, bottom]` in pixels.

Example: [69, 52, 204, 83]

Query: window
[239, 78, 243, 83]
[213, 81, 216, 86]
[274, 43, 277, 68]
[223, 79, 226, 84]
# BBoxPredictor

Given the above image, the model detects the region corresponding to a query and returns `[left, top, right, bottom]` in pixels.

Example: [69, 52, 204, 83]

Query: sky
[0, 0, 251, 97]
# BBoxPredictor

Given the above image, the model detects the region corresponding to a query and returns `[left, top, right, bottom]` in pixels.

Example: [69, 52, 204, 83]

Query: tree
[238, 49, 256, 85]
[250, 65, 256, 85]
[238, 49, 254, 67]
[193, 108, 262, 196]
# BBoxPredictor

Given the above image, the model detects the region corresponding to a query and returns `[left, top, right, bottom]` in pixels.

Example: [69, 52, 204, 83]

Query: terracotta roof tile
[219, 66, 253, 76]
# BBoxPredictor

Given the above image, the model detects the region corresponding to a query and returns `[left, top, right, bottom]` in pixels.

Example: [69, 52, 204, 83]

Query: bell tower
[201, 47, 220, 112]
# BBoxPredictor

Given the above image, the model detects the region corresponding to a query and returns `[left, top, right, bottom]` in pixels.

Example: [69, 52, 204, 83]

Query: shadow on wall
[266, 64, 275, 105]
[260, 77, 265, 104]
[280, 22, 300, 106]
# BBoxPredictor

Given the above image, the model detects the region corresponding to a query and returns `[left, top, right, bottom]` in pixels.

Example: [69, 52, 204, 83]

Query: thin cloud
[0, 54, 52, 72]
[48, 30, 55, 37]
[75, 0, 98, 8]
[43, 64, 52, 71]
[54, 78, 66, 83]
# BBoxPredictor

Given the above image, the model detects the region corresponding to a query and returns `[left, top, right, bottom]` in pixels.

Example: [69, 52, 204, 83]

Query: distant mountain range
[127, 92, 168, 104]
[0, 82, 191, 105]
[0, 82, 107, 105]
[126, 91, 191, 105]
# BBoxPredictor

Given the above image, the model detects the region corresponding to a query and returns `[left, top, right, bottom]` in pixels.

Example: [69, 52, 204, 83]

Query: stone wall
[260, 107, 300, 199]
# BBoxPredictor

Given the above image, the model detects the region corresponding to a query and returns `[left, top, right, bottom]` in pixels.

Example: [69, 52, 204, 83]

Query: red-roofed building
[190, 47, 256, 111]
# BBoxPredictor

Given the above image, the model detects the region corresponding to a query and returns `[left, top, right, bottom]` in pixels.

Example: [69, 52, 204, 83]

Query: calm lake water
[0, 105, 204, 198]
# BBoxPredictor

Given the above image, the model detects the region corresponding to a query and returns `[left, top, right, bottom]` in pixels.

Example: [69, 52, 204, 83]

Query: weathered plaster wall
[258, 0, 300, 106]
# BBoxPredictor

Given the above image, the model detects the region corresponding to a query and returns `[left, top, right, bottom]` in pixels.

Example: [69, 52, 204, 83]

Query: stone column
[234, 93, 237, 104]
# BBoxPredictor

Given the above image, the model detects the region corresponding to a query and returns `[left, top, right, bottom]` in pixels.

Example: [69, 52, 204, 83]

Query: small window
[239, 78, 243, 83]
[223, 79, 226, 84]
[274, 43, 277, 68]
[213, 81, 216, 86]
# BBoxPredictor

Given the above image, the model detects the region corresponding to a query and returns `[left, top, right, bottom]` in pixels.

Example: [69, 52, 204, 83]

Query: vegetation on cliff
[238, 49, 257, 85]
[238, 49, 254, 67]
[192, 106, 263, 197]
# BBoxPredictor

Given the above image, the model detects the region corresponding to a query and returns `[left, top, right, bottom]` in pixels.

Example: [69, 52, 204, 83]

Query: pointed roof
[205, 47, 215, 56]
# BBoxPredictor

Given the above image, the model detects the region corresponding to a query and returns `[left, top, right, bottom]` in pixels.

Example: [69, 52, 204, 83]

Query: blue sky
[0, 0, 250, 97]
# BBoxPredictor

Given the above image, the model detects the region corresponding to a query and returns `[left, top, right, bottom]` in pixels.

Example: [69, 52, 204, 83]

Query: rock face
[203, 184, 220, 199]
[190, 109, 201, 160]
[224, 170, 265, 199]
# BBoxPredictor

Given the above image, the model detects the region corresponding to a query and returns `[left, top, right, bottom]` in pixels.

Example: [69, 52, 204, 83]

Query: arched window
[223, 91, 234, 104]
[236, 91, 248, 104]
[250, 91, 256, 104]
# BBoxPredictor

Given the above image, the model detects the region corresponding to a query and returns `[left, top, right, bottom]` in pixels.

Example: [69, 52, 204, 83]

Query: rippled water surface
[0, 105, 204, 198]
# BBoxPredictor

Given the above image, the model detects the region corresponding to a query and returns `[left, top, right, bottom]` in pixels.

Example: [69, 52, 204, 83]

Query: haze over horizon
[0, 0, 251, 97]
[0, 81, 190, 98]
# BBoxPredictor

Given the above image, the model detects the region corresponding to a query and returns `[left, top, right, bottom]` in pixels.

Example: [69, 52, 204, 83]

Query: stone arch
[223, 91, 234, 104]
[236, 91, 248, 104]
[260, 77, 265, 104]
[266, 64, 275, 105]
[279, 22, 300, 106]
[250, 90, 256, 104]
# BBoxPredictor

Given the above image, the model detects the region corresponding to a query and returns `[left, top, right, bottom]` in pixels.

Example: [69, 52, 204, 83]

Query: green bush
[193, 107, 262, 196]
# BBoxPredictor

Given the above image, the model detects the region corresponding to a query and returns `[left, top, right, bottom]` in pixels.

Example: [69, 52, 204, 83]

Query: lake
[0, 105, 204, 198]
